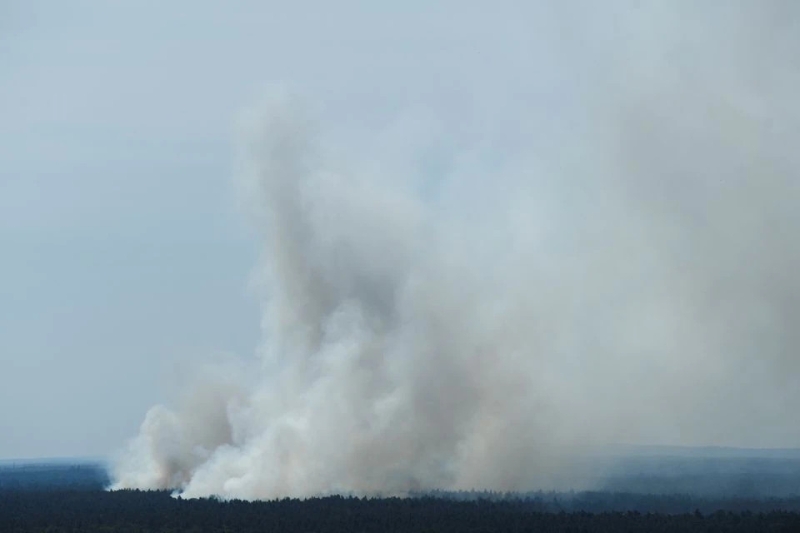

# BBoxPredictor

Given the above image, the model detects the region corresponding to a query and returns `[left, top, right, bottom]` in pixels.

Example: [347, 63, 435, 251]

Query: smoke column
[112, 1, 800, 499]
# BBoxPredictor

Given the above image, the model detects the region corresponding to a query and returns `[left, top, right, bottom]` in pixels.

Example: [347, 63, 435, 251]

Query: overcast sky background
[5, 1, 798, 463]
[0, 0, 575, 460]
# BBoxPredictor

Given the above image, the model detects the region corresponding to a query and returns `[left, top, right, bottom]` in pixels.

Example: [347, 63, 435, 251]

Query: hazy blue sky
[1, 0, 565, 459]
[8, 1, 797, 468]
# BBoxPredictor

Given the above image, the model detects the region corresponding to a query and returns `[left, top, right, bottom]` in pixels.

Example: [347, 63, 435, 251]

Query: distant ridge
[0, 457, 110, 491]
[597, 444, 800, 459]
[0, 456, 108, 466]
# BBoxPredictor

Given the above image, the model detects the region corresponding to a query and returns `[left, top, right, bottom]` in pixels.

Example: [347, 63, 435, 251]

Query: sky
[0, 0, 567, 460]
[3, 1, 800, 473]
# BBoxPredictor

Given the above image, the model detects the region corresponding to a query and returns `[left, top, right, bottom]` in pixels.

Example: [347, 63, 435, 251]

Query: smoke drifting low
[112, 2, 800, 499]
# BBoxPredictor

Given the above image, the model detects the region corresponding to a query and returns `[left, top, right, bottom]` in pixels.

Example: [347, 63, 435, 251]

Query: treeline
[415, 489, 800, 513]
[3, 489, 800, 533]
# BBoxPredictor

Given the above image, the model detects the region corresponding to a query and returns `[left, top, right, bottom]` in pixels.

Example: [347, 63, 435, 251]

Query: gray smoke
[112, 1, 800, 499]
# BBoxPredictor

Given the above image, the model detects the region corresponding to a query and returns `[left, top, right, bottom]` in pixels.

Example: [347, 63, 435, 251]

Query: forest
[3, 488, 800, 532]
[3, 461, 800, 532]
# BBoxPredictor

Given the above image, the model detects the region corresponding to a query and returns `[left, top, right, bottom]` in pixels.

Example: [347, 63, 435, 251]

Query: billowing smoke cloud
[112, 1, 800, 499]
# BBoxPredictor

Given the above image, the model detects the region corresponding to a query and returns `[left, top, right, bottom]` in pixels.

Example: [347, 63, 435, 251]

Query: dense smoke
[112, 2, 800, 499]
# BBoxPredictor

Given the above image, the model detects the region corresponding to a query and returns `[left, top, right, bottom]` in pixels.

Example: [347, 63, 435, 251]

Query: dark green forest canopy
[3, 489, 800, 533]
[4, 461, 800, 532]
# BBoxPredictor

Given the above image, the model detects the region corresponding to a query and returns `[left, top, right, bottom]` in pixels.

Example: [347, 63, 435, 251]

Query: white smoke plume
[112, 1, 800, 499]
